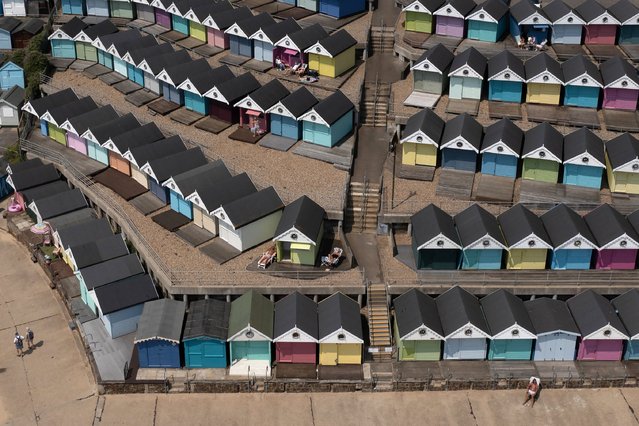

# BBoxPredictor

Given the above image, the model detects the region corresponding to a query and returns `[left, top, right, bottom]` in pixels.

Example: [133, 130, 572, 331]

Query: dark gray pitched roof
[449, 47, 487, 76]
[87, 113, 140, 144]
[128, 136, 186, 166]
[605, 133, 639, 169]
[209, 5, 252, 30]
[7, 157, 42, 174]
[142, 50, 191, 75]
[411, 204, 461, 248]
[314, 29, 357, 56]
[575, 0, 610, 22]
[187, 0, 233, 22]
[480, 118, 523, 154]
[11, 164, 59, 191]
[79, 253, 144, 291]
[232, 11, 275, 38]
[55, 217, 113, 248]
[437, 0, 476, 16]
[525, 297, 580, 335]
[612, 289, 639, 338]
[584, 204, 639, 246]
[600, 56, 639, 86]
[498, 203, 552, 247]
[567, 290, 628, 337]
[562, 54, 602, 86]
[540, 204, 596, 248]
[0, 84, 25, 108]
[318, 292, 363, 340]
[31, 188, 87, 220]
[145, 148, 207, 184]
[393, 288, 444, 338]
[28, 88, 78, 117]
[82, 20, 118, 40]
[183, 298, 231, 340]
[311, 90, 354, 125]
[510, 0, 550, 22]
[403, 108, 445, 145]
[109, 123, 165, 155]
[170, 160, 231, 198]
[20, 180, 69, 205]
[454, 204, 506, 247]
[243, 79, 290, 111]
[194, 172, 256, 212]
[95, 29, 142, 51]
[441, 113, 483, 150]
[47, 97, 98, 125]
[44, 208, 97, 232]
[69, 234, 129, 270]
[408, 0, 445, 13]
[609, 0, 639, 24]
[274, 195, 325, 242]
[221, 186, 284, 228]
[0, 17, 21, 33]
[469, 0, 509, 20]
[58, 17, 88, 38]
[480, 289, 535, 336]
[522, 122, 563, 159]
[287, 23, 329, 51]
[128, 42, 174, 67]
[215, 72, 260, 104]
[94, 274, 158, 315]
[111, 34, 157, 58]
[135, 299, 186, 343]
[414, 43, 454, 73]
[262, 17, 301, 44]
[184, 64, 235, 96]
[277, 87, 318, 119]
[627, 208, 639, 236]
[435, 286, 490, 336]
[66, 105, 119, 136]
[487, 50, 525, 80]
[563, 127, 605, 165]
[274, 292, 318, 339]
[542, 0, 583, 23]
[162, 57, 210, 87]
[525, 52, 563, 82]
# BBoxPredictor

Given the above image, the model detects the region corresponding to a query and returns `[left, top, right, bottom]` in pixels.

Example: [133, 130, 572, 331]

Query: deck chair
[258, 246, 277, 269]
[321, 247, 343, 267]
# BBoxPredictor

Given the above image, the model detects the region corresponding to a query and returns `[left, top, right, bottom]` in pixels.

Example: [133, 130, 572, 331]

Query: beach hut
[61, 105, 119, 157]
[466, 0, 508, 42]
[273, 292, 318, 364]
[402, 0, 443, 33]
[150, 0, 171, 30]
[299, 90, 355, 148]
[141, 148, 207, 205]
[162, 160, 231, 220]
[525, 52, 563, 105]
[585, 204, 639, 269]
[305, 29, 357, 78]
[273, 24, 328, 68]
[440, 113, 482, 172]
[499, 204, 552, 269]
[6, 163, 59, 193]
[576, 0, 619, 45]
[266, 87, 318, 141]
[85, 0, 107, 16]
[109, 35, 157, 78]
[0, 0, 24, 16]
[184, 1, 233, 43]
[319, 0, 365, 18]
[521, 122, 563, 183]
[0, 85, 23, 127]
[610, 0, 639, 44]
[543, 0, 585, 45]
[487, 50, 525, 103]
[22, 88, 77, 136]
[28, 189, 87, 224]
[182, 299, 231, 368]
[213, 186, 284, 253]
[561, 54, 602, 109]
[568, 290, 628, 361]
[0, 159, 11, 200]
[82, 114, 141, 166]
[66, 233, 129, 272]
[410, 43, 454, 97]
[0, 61, 23, 90]
[455, 204, 507, 270]
[318, 293, 363, 366]
[541, 204, 597, 270]
[135, 299, 186, 368]
[562, 127, 605, 189]
[94, 274, 159, 339]
[606, 133, 639, 194]
[123, 43, 172, 88]
[233, 79, 290, 135]
[600, 56, 639, 110]
[447, 47, 486, 100]
[202, 5, 252, 50]
[103, 122, 165, 175]
[61, 0, 85, 14]
[509, 0, 551, 44]
[393, 289, 444, 361]
[436, 286, 490, 360]
[164, 0, 190, 36]
[225, 12, 276, 58]
[525, 297, 580, 361]
[132, 0, 155, 23]
[16, 181, 68, 220]
[612, 290, 639, 360]
[251, 17, 300, 64]
[227, 291, 274, 376]
[411, 204, 462, 270]
[49, 18, 86, 58]
[433, 0, 475, 37]
[137, 50, 191, 97]
[124, 136, 186, 188]
[0, 17, 19, 49]
[73, 20, 117, 62]
[481, 289, 536, 360]
[41, 97, 99, 145]
[53, 217, 112, 258]
[156, 57, 210, 107]
[400, 108, 445, 168]
[273, 196, 325, 266]
[480, 118, 523, 178]
[109, 0, 134, 18]
[204, 72, 260, 124]
[185, 172, 257, 236]
[11, 18, 43, 49]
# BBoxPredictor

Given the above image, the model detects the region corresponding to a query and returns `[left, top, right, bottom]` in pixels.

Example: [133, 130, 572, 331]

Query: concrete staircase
[360, 81, 390, 127]
[370, 25, 395, 53]
[368, 283, 393, 362]
[345, 181, 381, 233]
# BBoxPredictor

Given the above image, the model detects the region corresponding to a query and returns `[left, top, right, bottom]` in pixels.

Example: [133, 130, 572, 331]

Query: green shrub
[3, 143, 24, 164]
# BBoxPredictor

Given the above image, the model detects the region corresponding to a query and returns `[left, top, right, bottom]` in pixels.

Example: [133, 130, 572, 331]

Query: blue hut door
[184, 91, 208, 115]
[563, 164, 602, 189]
[113, 57, 128, 77]
[52, 40, 76, 58]
[86, 0, 108, 16]
[40, 120, 48, 136]
[230, 36, 252, 57]
[162, 82, 183, 104]
[149, 179, 169, 203]
[253, 40, 273, 62]
[172, 15, 189, 35]
[442, 149, 476, 171]
[170, 190, 193, 219]
[127, 63, 144, 85]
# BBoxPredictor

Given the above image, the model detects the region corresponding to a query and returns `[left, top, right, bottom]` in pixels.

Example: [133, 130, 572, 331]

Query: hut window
[543, 75, 549, 82]
[285, 40, 290, 46]
[338, 333, 346, 341]
[581, 78, 588, 84]
[234, 28, 238, 33]
[479, 13, 485, 19]
[423, 64, 429, 69]
[291, 233, 298, 240]
[310, 115, 316, 121]
[414, 4, 419, 9]
[482, 240, 490, 246]
[194, 197, 200, 204]
[511, 329, 519, 336]
[603, 329, 611, 337]
[186, 84, 191, 90]
[582, 157, 589, 163]
[446, 7, 451, 13]
[539, 151, 546, 157]
[57, 33, 62, 38]
[603, 17, 608, 23]
[620, 240, 628, 247]
[622, 80, 628, 87]
[316, 47, 321, 53]
[292, 332, 300, 339]
[633, 164, 639, 170]
[419, 328, 427, 336]
[277, 107, 283, 113]
[567, 17, 573, 23]
[213, 92, 218, 98]
[437, 240, 444, 246]
[463, 69, 469, 75]
[504, 73, 510, 79]
[456, 141, 463, 148]
[528, 240, 536, 247]
[464, 329, 473, 336]
[533, 17, 539, 23]
[245, 331, 254, 339]
[416, 136, 423, 142]
[247, 101, 252, 107]
[497, 146, 504, 152]
[574, 240, 581, 247]
[220, 213, 225, 220]
[258, 34, 263, 39]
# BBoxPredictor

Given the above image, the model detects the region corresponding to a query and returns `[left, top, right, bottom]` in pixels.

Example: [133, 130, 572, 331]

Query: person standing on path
[25, 327, 34, 350]
[14, 332, 24, 357]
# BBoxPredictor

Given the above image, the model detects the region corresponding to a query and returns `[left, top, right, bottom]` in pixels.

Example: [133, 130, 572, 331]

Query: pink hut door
[66, 133, 87, 156]
[596, 249, 637, 269]
[578, 339, 624, 360]
[603, 88, 639, 110]
[584, 25, 617, 45]
[276, 342, 316, 364]
[207, 28, 228, 49]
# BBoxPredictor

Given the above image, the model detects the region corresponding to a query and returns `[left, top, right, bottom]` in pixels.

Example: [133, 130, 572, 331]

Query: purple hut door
[578, 339, 623, 360]
[155, 9, 171, 29]
[436, 16, 464, 37]
[596, 249, 637, 269]
[66, 133, 87, 155]
[603, 89, 639, 110]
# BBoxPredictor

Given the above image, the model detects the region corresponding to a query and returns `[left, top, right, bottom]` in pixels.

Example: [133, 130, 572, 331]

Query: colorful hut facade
[543, 0, 585, 45]
[400, 108, 445, 168]
[433, 0, 475, 37]
[73, 20, 117, 63]
[40, 97, 99, 146]
[487, 50, 525, 103]
[499, 204, 552, 270]
[568, 290, 628, 361]
[225, 12, 276, 58]
[525, 298, 580, 361]
[509, 0, 552, 44]
[273, 292, 318, 364]
[600, 57, 639, 110]
[0, 17, 20, 49]
[108, 35, 158, 78]
[411, 204, 462, 270]
[525, 52, 564, 105]
[157, 58, 215, 111]
[605, 133, 639, 194]
[273, 196, 325, 266]
[466, 0, 508, 42]
[447, 47, 486, 100]
[102, 123, 165, 175]
[411, 43, 454, 96]
[21, 88, 78, 136]
[135, 299, 186, 368]
[233, 79, 290, 134]
[141, 148, 207, 205]
[132, 0, 156, 24]
[138, 50, 192, 97]
[318, 293, 364, 366]
[298, 0, 317, 12]
[305, 29, 357, 78]
[82, 114, 141, 166]
[204, 72, 261, 124]
[182, 299, 231, 368]
[265, 87, 318, 141]
[610, 0, 639, 44]
[480, 118, 523, 178]
[439, 113, 482, 172]
[61, 105, 119, 157]
[521, 122, 563, 183]
[273, 24, 328, 67]
[49, 17, 87, 59]
[612, 290, 639, 360]
[124, 136, 187, 189]
[299, 90, 354, 148]
[576, 0, 620, 45]
[164, 0, 191, 36]
[454, 204, 507, 270]
[562, 127, 605, 189]
[250, 17, 301, 64]
[541, 204, 598, 270]
[202, 6, 252, 50]
[393, 289, 444, 361]
[436, 286, 490, 360]
[561, 54, 602, 108]
[585, 204, 639, 270]
[403, 0, 444, 33]
[124, 43, 174, 91]
[0, 61, 23, 90]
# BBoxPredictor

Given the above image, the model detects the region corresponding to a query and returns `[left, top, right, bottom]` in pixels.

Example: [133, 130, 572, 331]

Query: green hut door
[405, 11, 432, 33]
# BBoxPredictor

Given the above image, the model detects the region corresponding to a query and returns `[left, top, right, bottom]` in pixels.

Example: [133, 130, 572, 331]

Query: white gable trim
[298, 109, 330, 127]
[234, 95, 264, 112]
[509, 233, 553, 250]
[446, 322, 491, 339]
[480, 141, 520, 157]
[21, 101, 36, 116]
[130, 0, 149, 5]
[27, 201, 43, 223]
[48, 29, 72, 41]
[166, 3, 182, 16]
[213, 206, 235, 229]
[249, 28, 273, 44]
[522, 146, 561, 163]
[599, 233, 639, 250]
[464, 234, 507, 250]
[411, 58, 443, 74]
[155, 69, 175, 86]
[59, 120, 77, 134]
[401, 325, 445, 341]
[448, 64, 484, 80]
[202, 16, 220, 29]
[605, 76, 639, 90]
[527, 71, 563, 85]
[519, 13, 552, 26]
[228, 325, 272, 342]
[137, 59, 153, 73]
[583, 324, 628, 340]
[106, 45, 122, 58]
[417, 233, 462, 250]
[403, 0, 435, 14]
[5, 174, 15, 191]
[274, 35, 300, 52]
[204, 86, 229, 104]
[319, 327, 364, 344]
[72, 32, 92, 43]
[40, 111, 57, 126]
[102, 139, 121, 154]
[400, 130, 439, 147]
[587, 13, 620, 26]
[556, 234, 598, 250]
[492, 323, 537, 340]
[434, 4, 465, 19]
[81, 129, 98, 144]
[184, 10, 201, 23]
[553, 13, 586, 25]
[563, 152, 605, 168]
[265, 101, 296, 119]
[613, 157, 639, 173]
[620, 13, 639, 26]
[273, 327, 318, 343]
[185, 190, 210, 213]
[224, 23, 249, 39]
[140, 163, 158, 183]
[440, 137, 479, 152]
[150, 0, 165, 9]
[488, 67, 525, 82]
[304, 41, 331, 57]
[176, 78, 203, 97]
[565, 73, 603, 88]
[122, 150, 137, 164]
[536, 329, 580, 337]
[466, 9, 498, 23]
[122, 52, 135, 65]
[162, 177, 182, 197]
[273, 227, 316, 245]
[91, 37, 107, 51]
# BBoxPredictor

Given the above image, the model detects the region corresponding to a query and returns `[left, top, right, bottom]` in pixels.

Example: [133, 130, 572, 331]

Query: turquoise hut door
[232, 341, 270, 361]
[172, 15, 189, 35]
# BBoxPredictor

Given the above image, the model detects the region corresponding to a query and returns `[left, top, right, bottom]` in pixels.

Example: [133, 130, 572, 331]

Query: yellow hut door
[320, 343, 338, 365]
[615, 172, 628, 193]
[415, 144, 436, 166]
[402, 142, 417, 166]
[337, 344, 361, 364]
[318, 55, 334, 78]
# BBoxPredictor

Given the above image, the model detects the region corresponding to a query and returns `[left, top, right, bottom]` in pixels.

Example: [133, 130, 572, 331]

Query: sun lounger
[321, 247, 343, 267]
[258, 246, 277, 269]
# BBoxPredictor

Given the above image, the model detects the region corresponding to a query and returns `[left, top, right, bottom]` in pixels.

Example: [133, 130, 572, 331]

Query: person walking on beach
[14, 332, 24, 357]
[25, 327, 34, 350]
